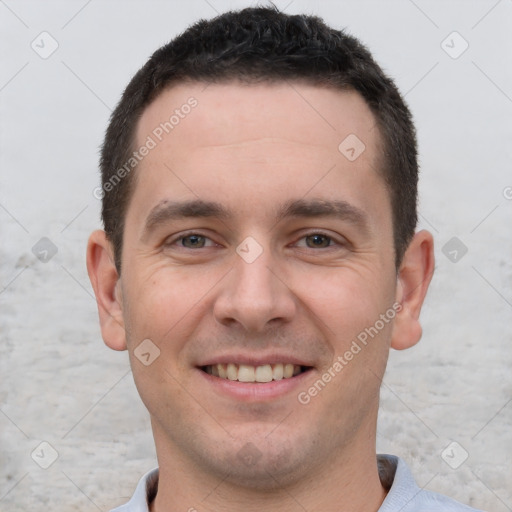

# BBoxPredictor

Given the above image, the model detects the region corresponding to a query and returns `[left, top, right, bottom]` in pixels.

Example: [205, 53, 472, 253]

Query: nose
[213, 245, 297, 332]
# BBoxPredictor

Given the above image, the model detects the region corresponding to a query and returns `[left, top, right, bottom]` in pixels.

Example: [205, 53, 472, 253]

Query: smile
[201, 363, 309, 383]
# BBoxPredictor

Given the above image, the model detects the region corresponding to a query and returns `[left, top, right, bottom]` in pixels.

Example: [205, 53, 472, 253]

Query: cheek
[122, 266, 220, 348]
[293, 264, 394, 338]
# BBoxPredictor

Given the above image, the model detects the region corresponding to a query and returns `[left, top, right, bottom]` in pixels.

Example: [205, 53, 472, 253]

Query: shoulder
[378, 454, 484, 512]
[109, 468, 159, 512]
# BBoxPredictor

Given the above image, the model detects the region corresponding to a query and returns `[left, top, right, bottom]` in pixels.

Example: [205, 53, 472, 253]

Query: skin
[87, 81, 434, 512]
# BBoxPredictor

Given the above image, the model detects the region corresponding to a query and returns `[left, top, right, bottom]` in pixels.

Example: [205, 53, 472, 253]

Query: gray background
[1, 0, 511, 510]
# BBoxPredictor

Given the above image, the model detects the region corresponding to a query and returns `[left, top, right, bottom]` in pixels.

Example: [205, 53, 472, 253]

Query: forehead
[136, 80, 381, 166]
[130, 81, 388, 229]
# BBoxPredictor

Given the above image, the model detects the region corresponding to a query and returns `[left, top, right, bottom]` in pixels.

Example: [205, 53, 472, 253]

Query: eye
[165, 233, 216, 249]
[303, 233, 332, 248]
[181, 234, 207, 248]
[294, 232, 337, 249]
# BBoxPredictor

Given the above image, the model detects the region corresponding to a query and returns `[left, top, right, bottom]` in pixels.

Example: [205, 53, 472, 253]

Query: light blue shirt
[110, 454, 483, 511]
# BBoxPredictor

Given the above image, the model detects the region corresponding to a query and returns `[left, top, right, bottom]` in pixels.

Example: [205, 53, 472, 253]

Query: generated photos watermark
[297, 302, 402, 405]
[93, 97, 198, 200]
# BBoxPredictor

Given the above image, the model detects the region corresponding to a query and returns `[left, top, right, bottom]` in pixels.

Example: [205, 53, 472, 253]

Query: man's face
[116, 82, 399, 485]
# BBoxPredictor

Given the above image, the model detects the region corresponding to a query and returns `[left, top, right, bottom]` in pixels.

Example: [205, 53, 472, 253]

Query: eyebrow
[276, 198, 369, 230]
[142, 197, 369, 238]
[143, 199, 230, 235]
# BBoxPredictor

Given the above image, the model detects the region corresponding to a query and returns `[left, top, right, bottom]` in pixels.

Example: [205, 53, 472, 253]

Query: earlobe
[391, 230, 435, 350]
[86, 230, 127, 351]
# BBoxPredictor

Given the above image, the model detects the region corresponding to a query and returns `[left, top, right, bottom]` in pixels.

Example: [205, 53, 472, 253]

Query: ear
[391, 230, 435, 350]
[86, 230, 127, 351]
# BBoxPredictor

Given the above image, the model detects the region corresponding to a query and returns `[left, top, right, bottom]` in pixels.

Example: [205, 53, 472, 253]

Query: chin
[199, 432, 312, 490]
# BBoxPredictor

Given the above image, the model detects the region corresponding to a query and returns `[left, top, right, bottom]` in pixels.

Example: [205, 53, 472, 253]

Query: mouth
[200, 363, 312, 383]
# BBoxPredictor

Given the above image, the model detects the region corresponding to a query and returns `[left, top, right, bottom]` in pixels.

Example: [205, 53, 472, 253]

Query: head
[87, 5, 434, 496]
[99, 5, 419, 274]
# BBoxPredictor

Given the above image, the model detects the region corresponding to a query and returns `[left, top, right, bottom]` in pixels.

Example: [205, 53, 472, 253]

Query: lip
[196, 366, 314, 402]
[197, 353, 313, 367]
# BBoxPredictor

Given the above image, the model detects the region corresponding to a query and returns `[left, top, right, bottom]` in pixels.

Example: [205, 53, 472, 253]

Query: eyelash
[165, 230, 344, 250]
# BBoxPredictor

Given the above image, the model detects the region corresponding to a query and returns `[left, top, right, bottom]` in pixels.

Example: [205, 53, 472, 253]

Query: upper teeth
[204, 363, 302, 382]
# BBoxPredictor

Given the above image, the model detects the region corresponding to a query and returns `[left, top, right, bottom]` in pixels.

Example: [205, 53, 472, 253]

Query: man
[86, 6, 482, 512]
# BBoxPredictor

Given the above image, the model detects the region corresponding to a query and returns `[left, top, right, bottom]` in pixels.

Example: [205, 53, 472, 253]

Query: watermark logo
[441, 31, 469, 60]
[236, 236, 263, 264]
[237, 442, 263, 467]
[134, 339, 160, 366]
[31, 31, 59, 59]
[442, 236, 468, 263]
[441, 441, 469, 469]
[32, 237, 58, 263]
[338, 134, 366, 162]
[31, 441, 59, 469]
